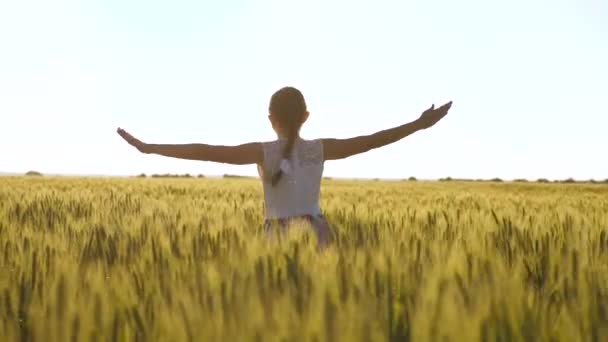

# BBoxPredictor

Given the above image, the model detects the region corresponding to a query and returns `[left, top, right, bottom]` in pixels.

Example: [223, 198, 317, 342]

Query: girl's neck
[277, 133, 301, 140]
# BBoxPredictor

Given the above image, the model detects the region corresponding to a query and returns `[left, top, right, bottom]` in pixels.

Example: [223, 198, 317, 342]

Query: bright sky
[1, 0, 607, 180]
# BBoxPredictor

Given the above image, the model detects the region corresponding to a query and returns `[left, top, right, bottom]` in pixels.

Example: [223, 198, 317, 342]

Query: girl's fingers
[117, 129, 141, 146]
[119, 130, 135, 141]
[117, 128, 130, 138]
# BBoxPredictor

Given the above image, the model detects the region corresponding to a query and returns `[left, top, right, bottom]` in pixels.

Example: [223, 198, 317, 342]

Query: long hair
[268, 87, 307, 186]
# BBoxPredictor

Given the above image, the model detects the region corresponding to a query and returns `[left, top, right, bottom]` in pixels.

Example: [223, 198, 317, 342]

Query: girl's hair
[268, 86, 307, 186]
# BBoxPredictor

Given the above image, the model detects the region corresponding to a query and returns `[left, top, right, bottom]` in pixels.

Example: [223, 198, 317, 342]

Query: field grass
[1, 176, 607, 341]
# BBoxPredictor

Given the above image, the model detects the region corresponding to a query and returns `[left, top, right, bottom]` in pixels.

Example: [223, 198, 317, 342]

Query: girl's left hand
[117, 128, 152, 154]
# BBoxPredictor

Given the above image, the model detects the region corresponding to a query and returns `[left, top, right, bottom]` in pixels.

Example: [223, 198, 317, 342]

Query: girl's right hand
[417, 101, 452, 129]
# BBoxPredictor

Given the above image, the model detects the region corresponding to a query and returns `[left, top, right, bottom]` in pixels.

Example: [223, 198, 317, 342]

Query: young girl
[117, 86, 452, 246]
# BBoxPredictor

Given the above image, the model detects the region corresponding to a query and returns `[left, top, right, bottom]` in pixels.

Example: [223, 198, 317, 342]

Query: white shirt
[258, 138, 324, 219]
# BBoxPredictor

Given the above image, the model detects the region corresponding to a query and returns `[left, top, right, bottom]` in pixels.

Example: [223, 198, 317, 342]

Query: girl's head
[268, 86, 309, 186]
[268, 86, 309, 137]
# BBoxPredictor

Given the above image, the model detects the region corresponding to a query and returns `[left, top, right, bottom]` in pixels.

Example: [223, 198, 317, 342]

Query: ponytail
[270, 125, 297, 186]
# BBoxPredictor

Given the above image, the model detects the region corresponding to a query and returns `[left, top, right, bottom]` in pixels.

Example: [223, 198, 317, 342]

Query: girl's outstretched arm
[116, 128, 263, 165]
[323, 101, 452, 160]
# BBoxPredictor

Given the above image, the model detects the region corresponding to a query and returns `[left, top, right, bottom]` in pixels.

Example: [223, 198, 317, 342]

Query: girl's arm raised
[116, 128, 263, 165]
[323, 101, 452, 160]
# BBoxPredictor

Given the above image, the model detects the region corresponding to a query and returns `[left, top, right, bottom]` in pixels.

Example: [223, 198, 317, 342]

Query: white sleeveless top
[258, 138, 324, 219]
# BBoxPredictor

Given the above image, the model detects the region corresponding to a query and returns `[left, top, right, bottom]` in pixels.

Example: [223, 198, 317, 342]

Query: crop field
[1, 176, 607, 341]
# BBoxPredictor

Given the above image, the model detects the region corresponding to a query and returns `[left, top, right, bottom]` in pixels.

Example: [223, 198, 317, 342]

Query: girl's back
[259, 138, 324, 219]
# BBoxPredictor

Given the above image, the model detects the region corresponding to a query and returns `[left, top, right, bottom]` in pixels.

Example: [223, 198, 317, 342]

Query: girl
[117, 86, 452, 246]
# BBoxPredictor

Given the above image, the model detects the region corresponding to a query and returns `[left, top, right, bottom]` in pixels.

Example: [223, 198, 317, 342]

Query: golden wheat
[0, 176, 607, 341]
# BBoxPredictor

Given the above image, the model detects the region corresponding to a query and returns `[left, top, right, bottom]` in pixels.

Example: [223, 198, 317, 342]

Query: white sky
[1, 0, 607, 180]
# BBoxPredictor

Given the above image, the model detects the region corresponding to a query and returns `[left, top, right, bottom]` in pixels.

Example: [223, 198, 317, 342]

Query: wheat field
[1, 176, 607, 341]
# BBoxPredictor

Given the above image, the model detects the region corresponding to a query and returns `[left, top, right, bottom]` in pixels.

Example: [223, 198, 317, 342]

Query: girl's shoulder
[262, 138, 324, 159]
[262, 137, 324, 146]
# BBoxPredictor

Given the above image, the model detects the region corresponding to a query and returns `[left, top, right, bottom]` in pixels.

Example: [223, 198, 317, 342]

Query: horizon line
[1, 171, 606, 183]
